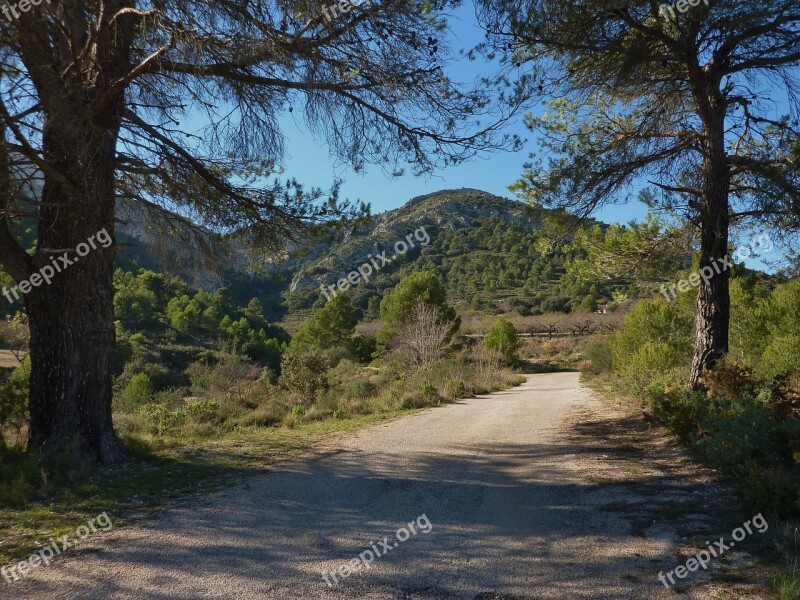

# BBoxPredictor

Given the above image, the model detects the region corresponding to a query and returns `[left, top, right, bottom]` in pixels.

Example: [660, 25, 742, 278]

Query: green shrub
[584, 340, 613, 373]
[184, 399, 222, 424]
[280, 349, 330, 403]
[139, 403, 183, 436]
[647, 375, 800, 518]
[187, 355, 252, 394]
[443, 378, 468, 400]
[129, 333, 148, 345]
[236, 403, 285, 428]
[0, 438, 92, 508]
[735, 461, 800, 518]
[620, 341, 685, 396]
[611, 299, 692, 379]
[773, 570, 800, 600]
[696, 399, 785, 470]
[342, 379, 378, 402]
[115, 373, 154, 412]
[419, 379, 439, 401]
[762, 335, 800, 380]
[350, 334, 377, 363]
[648, 387, 708, 440]
[484, 316, 522, 366]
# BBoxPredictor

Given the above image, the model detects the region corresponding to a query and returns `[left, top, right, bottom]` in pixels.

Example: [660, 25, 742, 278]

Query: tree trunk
[26, 248, 122, 464]
[690, 111, 730, 389]
[2, 2, 140, 464]
[26, 110, 125, 464]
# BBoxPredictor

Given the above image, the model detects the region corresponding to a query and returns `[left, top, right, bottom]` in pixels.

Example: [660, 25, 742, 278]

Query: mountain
[116, 188, 617, 322]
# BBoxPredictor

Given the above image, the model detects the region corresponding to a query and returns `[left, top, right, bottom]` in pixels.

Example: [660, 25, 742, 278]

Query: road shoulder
[571, 375, 777, 598]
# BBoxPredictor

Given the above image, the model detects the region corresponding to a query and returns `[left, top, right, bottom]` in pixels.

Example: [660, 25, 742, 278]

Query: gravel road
[3, 372, 766, 599]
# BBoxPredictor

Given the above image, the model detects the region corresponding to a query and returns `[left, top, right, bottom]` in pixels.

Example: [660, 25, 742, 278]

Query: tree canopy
[0, 0, 522, 463]
[477, 0, 800, 386]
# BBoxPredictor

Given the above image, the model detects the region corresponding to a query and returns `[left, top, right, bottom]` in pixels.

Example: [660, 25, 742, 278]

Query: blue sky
[276, 3, 650, 225]
[270, 3, 788, 272]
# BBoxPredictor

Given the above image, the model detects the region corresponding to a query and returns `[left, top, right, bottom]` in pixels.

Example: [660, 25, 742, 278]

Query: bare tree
[542, 320, 559, 339]
[0, 0, 523, 463]
[395, 303, 453, 368]
[576, 319, 598, 336]
[475, 342, 503, 377]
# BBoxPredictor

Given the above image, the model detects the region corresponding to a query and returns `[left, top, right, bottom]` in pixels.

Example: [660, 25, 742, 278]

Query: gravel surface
[3, 372, 769, 599]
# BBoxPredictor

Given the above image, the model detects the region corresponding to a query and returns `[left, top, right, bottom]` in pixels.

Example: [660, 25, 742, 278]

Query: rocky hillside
[116, 188, 619, 322]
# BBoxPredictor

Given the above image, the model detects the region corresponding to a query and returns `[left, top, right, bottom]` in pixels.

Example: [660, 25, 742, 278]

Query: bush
[773, 570, 800, 600]
[484, 316, 522, 366]
[342, 379, 378, 402]
[236, 403, 285, 428]
[443, 377, 468, 400]
[620, 341, 686, 396]
[187, 355, 259, 408]
[611, 299, 692, 379]
[696, 399, 785, 470]
[280, 349, 330, 403]
[699, 363, 756, 400]
[139, 403, 184, 436]
[735, 462, 800, 518]
[646, 372, 800, 518]
[184, 399, 222, 424]
[584, 340, 613, 373]
[350, 334, 377, 363]
[419, 379, 439, 402]
[648, 387, 708, 440]
[0, 438, 93, 508]
[115, 372, 154, 412]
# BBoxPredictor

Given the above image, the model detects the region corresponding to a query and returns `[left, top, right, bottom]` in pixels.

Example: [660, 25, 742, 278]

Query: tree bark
[690, 109, 730, 389]
[25, 98, 130, 464]
[26, 245, 123, 464]
[25, 107, 126, 464]
[6, 1, 141, 464]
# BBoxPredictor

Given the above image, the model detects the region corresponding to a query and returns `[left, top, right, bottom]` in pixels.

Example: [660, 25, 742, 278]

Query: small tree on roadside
[484, 316, 522, 366]
[379, 271, 460, 345]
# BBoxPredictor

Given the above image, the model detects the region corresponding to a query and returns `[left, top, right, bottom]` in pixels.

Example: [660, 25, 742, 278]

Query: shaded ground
[2, 372, 771, 599]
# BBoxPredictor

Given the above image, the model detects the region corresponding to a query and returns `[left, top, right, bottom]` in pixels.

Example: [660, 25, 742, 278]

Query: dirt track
[3, 372, 768, 599]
